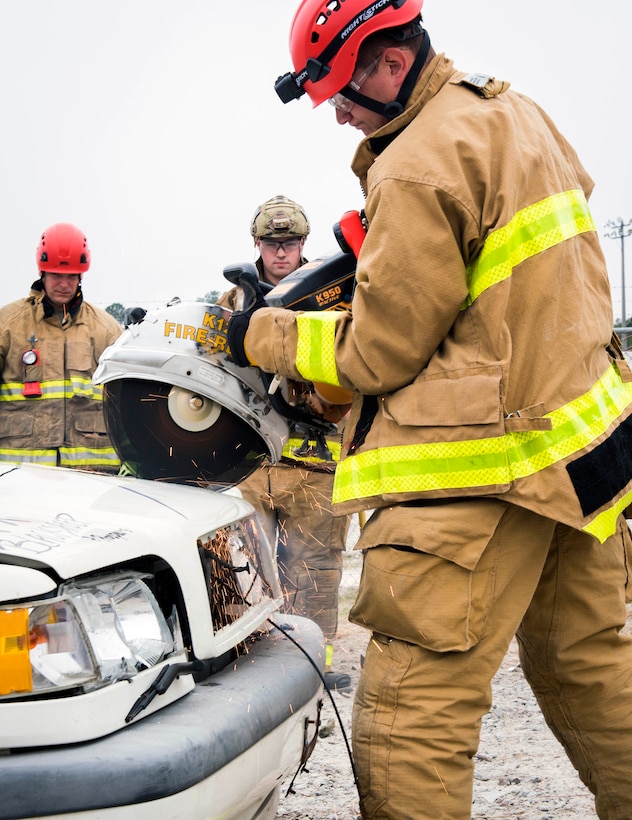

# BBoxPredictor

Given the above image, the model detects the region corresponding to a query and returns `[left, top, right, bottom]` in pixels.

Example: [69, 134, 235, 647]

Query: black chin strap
[340, 30, 431, 120]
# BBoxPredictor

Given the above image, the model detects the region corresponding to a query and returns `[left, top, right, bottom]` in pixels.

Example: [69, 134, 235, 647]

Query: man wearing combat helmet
[220, 195, 352, 693]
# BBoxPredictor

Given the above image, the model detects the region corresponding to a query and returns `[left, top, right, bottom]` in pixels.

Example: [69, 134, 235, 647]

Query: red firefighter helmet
[275, 0, 424, 107]
[36, 223, 91, 274]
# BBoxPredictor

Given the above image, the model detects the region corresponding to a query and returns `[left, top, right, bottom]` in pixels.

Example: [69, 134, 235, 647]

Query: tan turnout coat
[247, 54, 632, 541]
[0, 283, 122, 467]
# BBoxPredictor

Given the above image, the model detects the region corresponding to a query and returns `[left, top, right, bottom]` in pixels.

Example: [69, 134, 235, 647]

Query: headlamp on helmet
[274, 0, 424, 108]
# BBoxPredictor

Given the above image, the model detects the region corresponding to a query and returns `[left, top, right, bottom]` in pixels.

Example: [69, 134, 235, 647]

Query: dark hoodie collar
[31, 277, 84, 320]
[255, 255, 308, 287]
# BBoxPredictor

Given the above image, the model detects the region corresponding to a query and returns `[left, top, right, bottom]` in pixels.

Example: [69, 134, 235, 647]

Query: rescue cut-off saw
[92, 211, 366, 488]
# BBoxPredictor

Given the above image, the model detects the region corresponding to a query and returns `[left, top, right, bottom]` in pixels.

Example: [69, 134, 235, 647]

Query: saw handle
[259, 371, 333, 433]
[224, 263, 271, 368]
[222, 262, 272, 309]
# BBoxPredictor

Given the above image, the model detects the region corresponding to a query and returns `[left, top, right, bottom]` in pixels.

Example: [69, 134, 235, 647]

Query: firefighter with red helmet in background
[0, 222, 122, 470]
[219, 195, 353, 693]
[226, 0, 632, 817]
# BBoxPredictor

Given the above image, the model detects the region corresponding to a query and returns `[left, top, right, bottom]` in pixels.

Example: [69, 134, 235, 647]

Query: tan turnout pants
[350, 500, 632, 819]
[239, 461, 348, 642]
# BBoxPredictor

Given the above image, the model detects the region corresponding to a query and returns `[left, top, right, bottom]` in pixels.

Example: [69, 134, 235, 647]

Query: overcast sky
[1, 1, 630, 320]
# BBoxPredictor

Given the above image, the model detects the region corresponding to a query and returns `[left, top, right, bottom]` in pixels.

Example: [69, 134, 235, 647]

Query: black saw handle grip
[222, 263, 272, 308]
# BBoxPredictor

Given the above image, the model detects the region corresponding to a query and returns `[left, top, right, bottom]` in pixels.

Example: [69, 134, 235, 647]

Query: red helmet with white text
[36, 223, 91, 274]
[274, 0, 424, 108]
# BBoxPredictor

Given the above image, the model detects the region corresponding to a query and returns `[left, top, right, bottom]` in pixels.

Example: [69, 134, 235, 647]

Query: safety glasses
[328, 53, 383, 114]
[259, 237, 302, 253]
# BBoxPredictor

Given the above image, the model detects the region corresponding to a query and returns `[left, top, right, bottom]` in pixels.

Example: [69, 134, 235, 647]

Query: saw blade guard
[93, 300, 290, 488]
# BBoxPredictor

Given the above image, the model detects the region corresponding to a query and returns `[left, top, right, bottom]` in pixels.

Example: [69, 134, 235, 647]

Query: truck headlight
[0, 572, 178, 699]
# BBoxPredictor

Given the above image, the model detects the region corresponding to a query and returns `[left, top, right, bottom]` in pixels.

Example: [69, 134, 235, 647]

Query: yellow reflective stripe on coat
[583, 492, 632, 543]
[282, 437, 342, 463]
[463, 190, 596, 309]
[59, 447, 120, 468]
[0, 378, 104, 401]
[333, 365, 632, 540]
[0, 447, 120, 468]
[295, 312, 342, 386]
[0, 450, 59, 466]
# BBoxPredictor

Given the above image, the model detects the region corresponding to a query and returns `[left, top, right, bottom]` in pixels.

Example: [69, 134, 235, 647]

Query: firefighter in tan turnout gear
[0, 222, 122, 471]
[219, 195, 352, 693]
[226, 1, 632, 817]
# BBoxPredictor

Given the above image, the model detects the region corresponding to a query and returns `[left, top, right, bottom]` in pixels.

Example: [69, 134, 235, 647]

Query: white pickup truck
[0, 462, 324, 820]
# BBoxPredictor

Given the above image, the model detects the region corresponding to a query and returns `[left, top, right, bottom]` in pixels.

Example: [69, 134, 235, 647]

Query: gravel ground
[276, 548, 632, 820]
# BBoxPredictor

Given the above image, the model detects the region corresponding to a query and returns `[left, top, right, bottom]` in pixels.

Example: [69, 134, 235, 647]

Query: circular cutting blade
[166, 386, 222, 432]
[103, 379, 269, 487]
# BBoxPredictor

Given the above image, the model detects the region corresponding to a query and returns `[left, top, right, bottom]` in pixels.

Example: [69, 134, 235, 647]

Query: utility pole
[604, 217, 632, 327]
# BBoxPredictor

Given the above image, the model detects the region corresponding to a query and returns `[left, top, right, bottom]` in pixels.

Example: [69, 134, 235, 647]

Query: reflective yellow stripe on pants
[281, 437, 342, 463]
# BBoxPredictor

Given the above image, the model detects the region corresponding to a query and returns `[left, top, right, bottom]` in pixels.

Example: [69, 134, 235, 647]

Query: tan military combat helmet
[250, 195, 310, 241]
